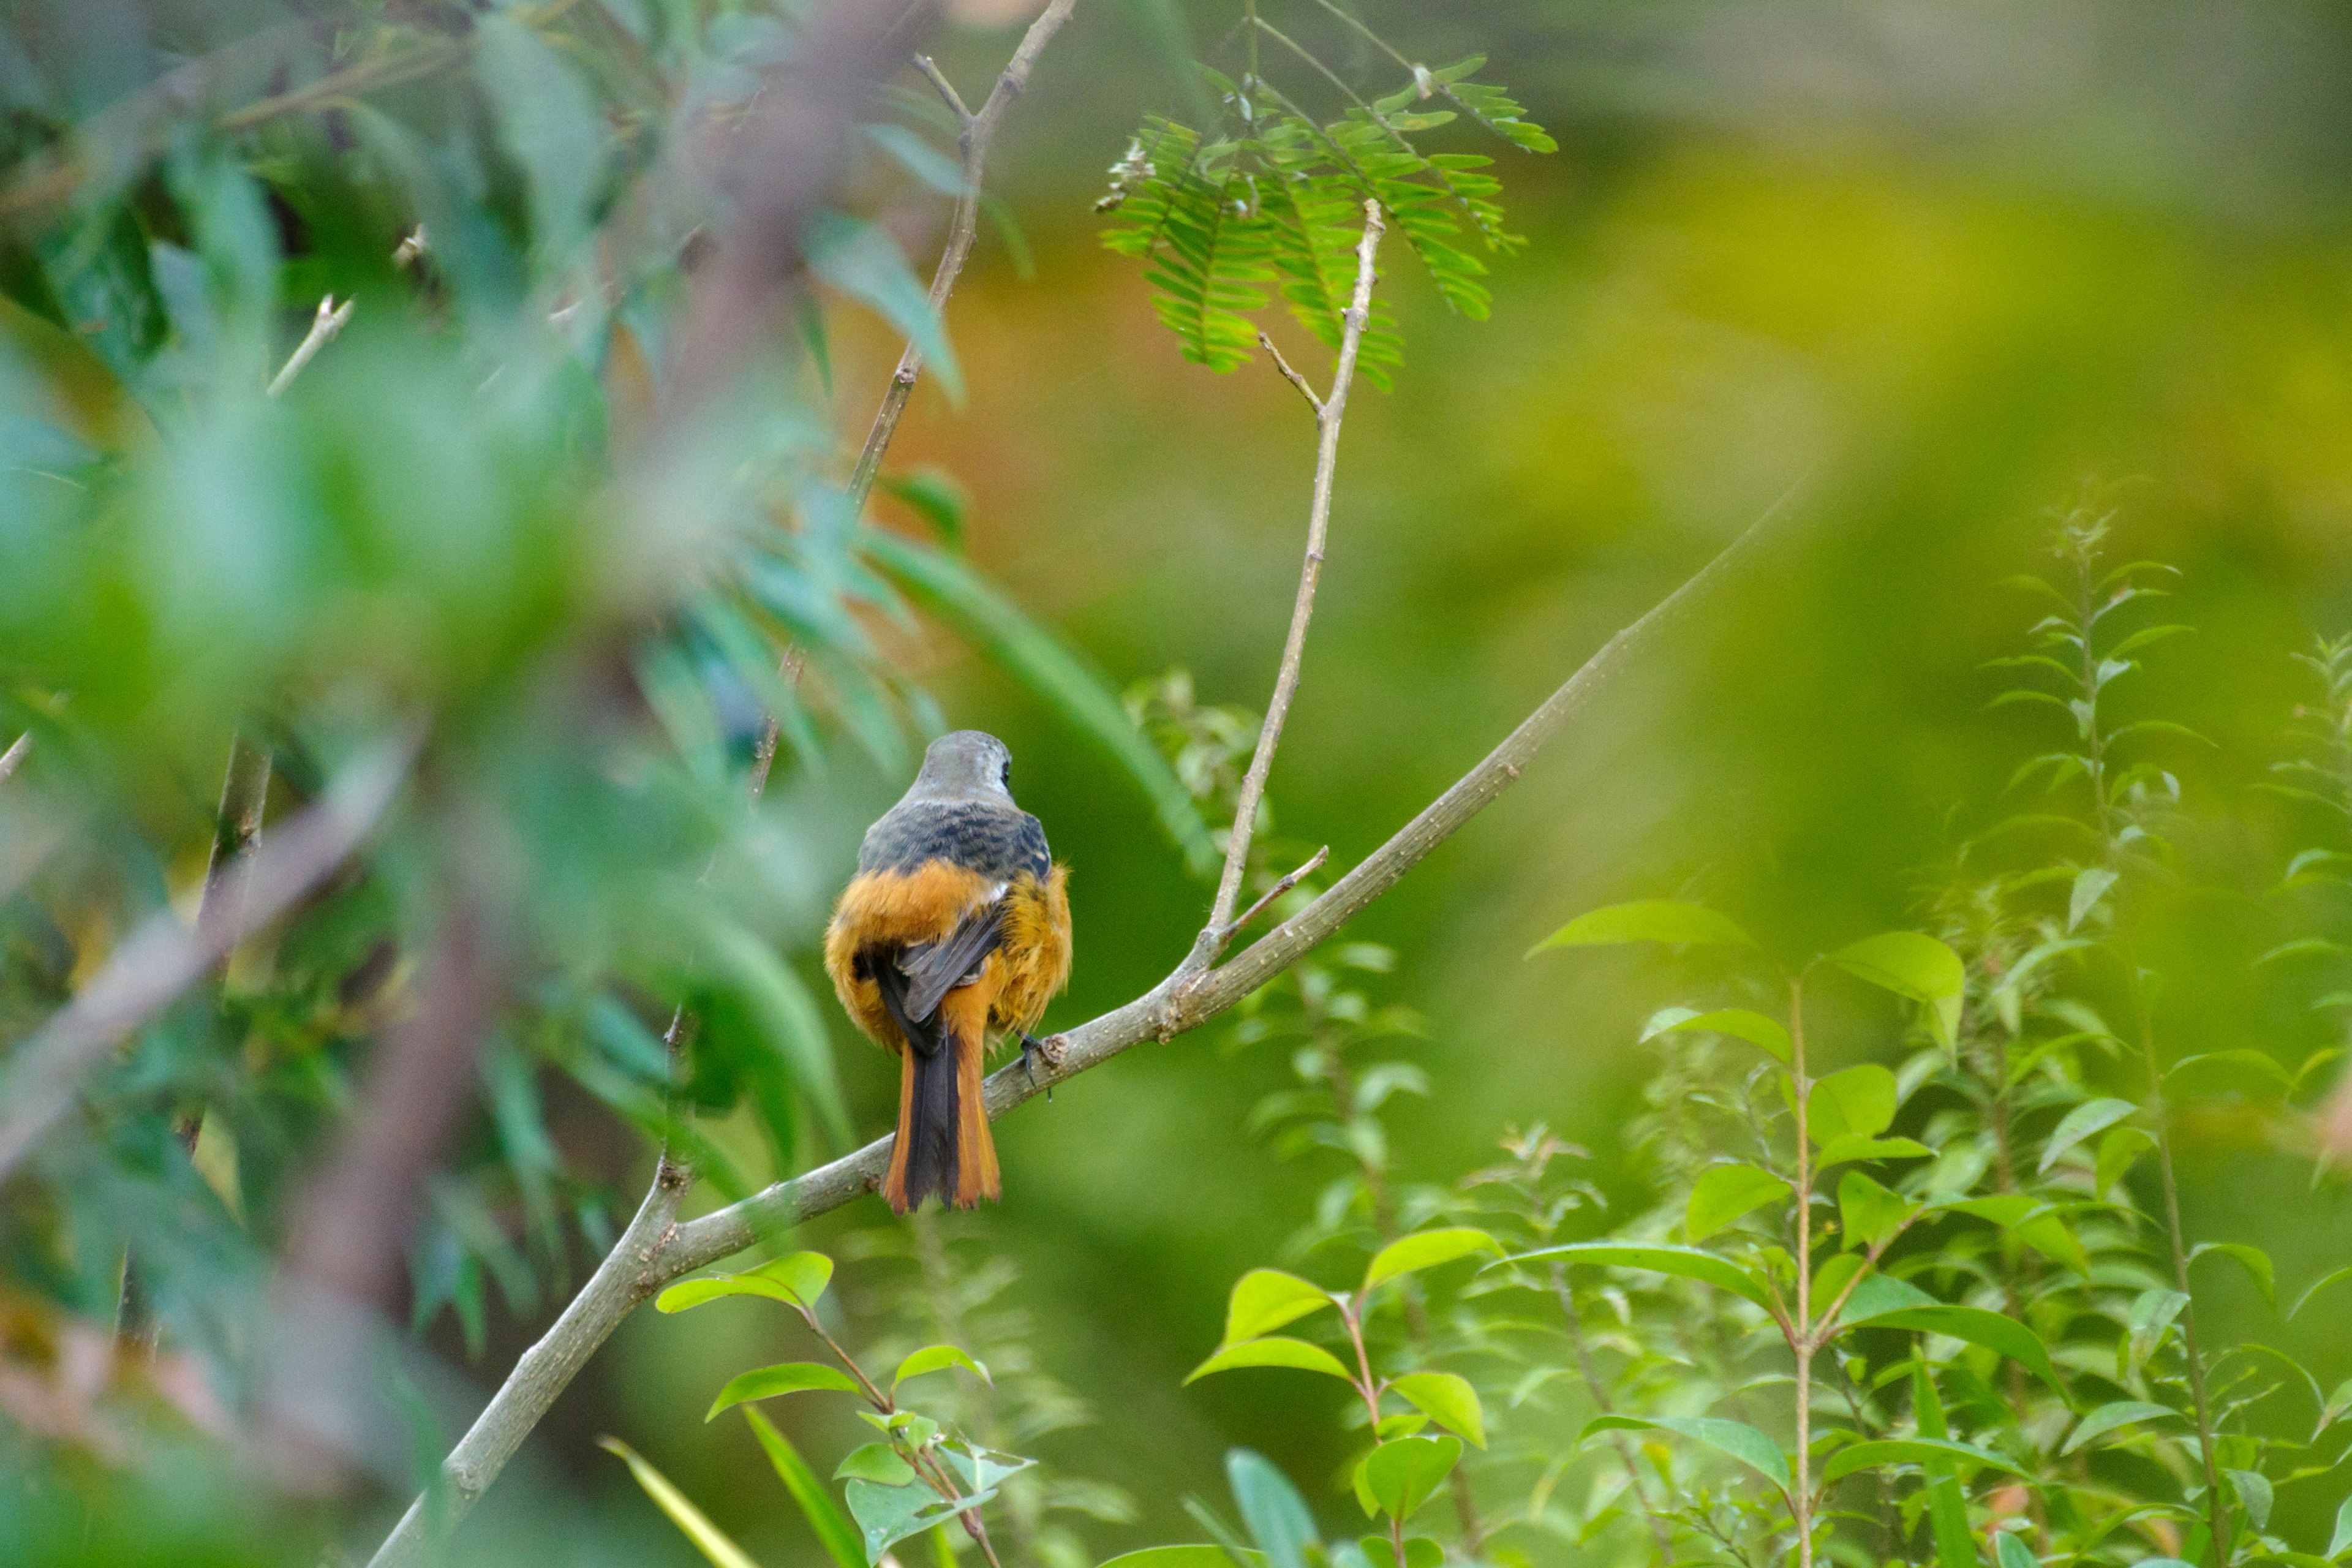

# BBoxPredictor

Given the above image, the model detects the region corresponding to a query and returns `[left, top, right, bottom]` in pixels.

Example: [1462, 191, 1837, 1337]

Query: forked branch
[1205, 200, 1386, 941]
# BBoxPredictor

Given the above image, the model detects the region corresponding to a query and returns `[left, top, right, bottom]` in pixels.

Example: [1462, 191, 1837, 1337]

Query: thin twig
[0, 730, 420, 1182]
[266, 296, 354, 399]
[194, 731, 273, 954]
[844, 0, 1080, 512]
[0, 733, 27, 785]
[1257, 331, 1322, 414]
[1206, 202, 1384, 939]
[1215, 844, 1328, 942]
[363, 497, 1796, 1567]
[913, 55, 973, 124]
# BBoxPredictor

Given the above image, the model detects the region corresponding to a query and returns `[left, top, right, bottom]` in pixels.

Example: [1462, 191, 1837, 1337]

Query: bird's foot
[1020, 1032, 1067, 1099]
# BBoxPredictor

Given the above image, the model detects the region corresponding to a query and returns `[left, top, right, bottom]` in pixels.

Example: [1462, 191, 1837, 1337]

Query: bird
[823, 730, 1072, 1212]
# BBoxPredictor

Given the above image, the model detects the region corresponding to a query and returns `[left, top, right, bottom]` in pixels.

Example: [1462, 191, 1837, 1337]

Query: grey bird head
[902, 729, 1016, 805]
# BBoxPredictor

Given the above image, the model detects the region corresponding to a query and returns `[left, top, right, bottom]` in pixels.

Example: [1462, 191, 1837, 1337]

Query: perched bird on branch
[824, 731, 1072, 1212]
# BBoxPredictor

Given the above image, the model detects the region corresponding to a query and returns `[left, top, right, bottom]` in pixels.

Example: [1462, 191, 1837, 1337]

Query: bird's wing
[899, 892, 1008, 1022]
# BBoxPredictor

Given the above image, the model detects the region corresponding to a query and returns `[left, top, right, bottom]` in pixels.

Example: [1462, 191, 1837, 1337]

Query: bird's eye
[999, 758, 1012, 788]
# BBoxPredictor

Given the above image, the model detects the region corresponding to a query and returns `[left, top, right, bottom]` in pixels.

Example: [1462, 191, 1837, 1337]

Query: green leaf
[1994, 1533, 2038, 1568]
[1837, 1171, 1913, 1252]
[707, 1362, 864, 1420]
[1821, 1438, 2027, 1483]
[1363, 1228, 1501, 1292]
[1357, 1539, 1445, 1568]
[1686, 1163, 1792, 1243]
[2067, 867, 2119, 931]
[1527, 900, 1754, 956]
[2229, 1469, 2275, 1531]
[1814, 1136, 1934, 1169]
[877, 467, 969, 548]
[2125, 1288, 2191, 1377]
[1355, 1434, 1463, 1520]
[1839, 1304, 2062, 1390]
[746, 1410, 867, 1568]
[1502, 1242, 1774, 1311]
[1227, 1449, 1317, 1568]
[1808, 1065, 1899, 1144]
[603, 1437, 763, 1568]
[1223, 1269, 1336, 1346]
[2061, 1401, 2184, 1456]
[2166, 1050, 2295, 1101]
[937, 1443, 1035, 1498]
[2328, 1495, 2352, 1558]
[2095, 1126, 2155, 1196]
[1097, 1552, 1267, 1568]
[1583, 1415, 1790, 1496]
[1644, 1006, 1791, 1063]
[475, 15, 608, 259]
[835, 1444, 918, 1485]
[1913, 1362, 1978, 1568]
[895, 1344, 990, 1389]
[2192, 1241, 2277, 1306]
[1186, 1336, 1355, 1384]
[2039, 1098, 2137, 1174]
[658, 1252, 836, 1314]
[2290, 1265, 2352, 1322]
[1389, 1372, 1486, 1448]
[845, 1474, 995, 1567]
[861, 529, 1216, 875]
[1829, 932, 1965, 1045]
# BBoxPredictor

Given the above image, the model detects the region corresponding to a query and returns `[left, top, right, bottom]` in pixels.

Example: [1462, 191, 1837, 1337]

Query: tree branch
[266, 295, 355, 399]
[843, 0, 1080, 511]
[1207, 202, 1385, 937]
[0, 729, 420, 1182]
[194, 730, 273, 954]
[365, 496, 1792, 1568]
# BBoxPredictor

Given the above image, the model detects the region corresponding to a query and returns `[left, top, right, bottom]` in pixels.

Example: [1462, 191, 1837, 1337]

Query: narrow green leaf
[1644, 1007, 1791, 1063]
[1227, 1449, 1317, 1568]
[1913, 1361, 1978, 1568]
[2229, 1469, 2275, 1531]
[1814, 1136, 1933, 1169]
[2290, 1265, 2352, 1322]
[895, 1344, 990, 1389]
[1839, 1304, 2062, 1390]
[1582, 1414, 1789, 1496]
[1822, 1437, 2027, 1483]
[745, 1409, 867, 1568]
[2061, 1400, 2184, 1456]
[603, 1436, 764, 1568]
[1502, 1242, 1774, 1310]
[1363, 1228, 1501, 1292]
[2040, 1098, 2136, 1174]
[2192, 1242, 2277, 1306]
[707, 1362, 863, 1420]
[1527, 900, 1754, 956]
[1097, 1551, 1268, 1568]
[1223, 1269, 1337, 1346]
[2327, 1495, 2352, 1558]
[1686, 1163, 1792, 1243]
[1186, 1336, 1355, 1384]
[658, 1252, 835, 1315]
[1994, 1533, 2038, 1568]
[861, 529, 1216, 873]
[1389, 1372, 1486, 1448]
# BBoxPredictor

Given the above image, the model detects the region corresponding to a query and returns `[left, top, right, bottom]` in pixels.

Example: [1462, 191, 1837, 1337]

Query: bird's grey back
[858, 799, 1050, 880]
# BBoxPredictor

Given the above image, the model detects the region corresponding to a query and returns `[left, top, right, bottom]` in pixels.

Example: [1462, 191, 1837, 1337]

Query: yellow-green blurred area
[18, 0, 2352, 1564]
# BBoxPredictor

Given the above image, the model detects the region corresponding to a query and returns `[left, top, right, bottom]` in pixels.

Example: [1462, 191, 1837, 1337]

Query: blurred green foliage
[13, 3, 2352, 1568]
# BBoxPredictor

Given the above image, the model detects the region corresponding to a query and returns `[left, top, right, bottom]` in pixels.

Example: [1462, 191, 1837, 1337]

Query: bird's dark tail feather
[875, 960, 982, 1213]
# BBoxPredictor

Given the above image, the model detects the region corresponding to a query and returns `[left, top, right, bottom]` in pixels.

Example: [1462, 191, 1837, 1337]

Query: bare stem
[265, 295, 355, 398]
[1790, 975, 1814, 1568]
[1207, 202, 1386, 936]
[195, 730, 273, 956]
[1215, 845, 1329, 943]
[0, 732, 28, 785]
[363, 499, 1796, 1568]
